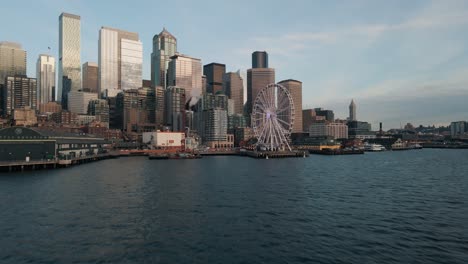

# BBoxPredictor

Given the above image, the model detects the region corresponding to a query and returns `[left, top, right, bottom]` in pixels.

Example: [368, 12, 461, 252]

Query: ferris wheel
[252, 83, 295, 151]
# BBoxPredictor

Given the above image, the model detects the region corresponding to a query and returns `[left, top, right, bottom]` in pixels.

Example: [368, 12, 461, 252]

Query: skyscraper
[278, 79, 302, 133]
[167, 54, 202, 104]
[203, 63, 225, 94]
[151, 28, 177, 88]
[3, 76, 37, 116]
[0, 42, 26, 85]
[246, 51, 275, 121]
[165, 86, 186, 131]
[349, 99, 356, 121]
[98, 27, 142, 98]
[82, 62, 98, 93]
[58, 13, 81, 101]
[252, 51, 268, 68]
[36, 54, 55, 105]
[223, 71, 244, 115]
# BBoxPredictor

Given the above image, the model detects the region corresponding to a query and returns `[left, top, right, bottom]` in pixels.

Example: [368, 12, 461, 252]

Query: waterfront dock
[241, 150, 309, 159]
[309, 149, 365, 155]
[0, 153, 116, 172]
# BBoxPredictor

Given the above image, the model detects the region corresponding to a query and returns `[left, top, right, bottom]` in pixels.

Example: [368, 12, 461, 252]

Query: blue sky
[2, 0, 468, 129]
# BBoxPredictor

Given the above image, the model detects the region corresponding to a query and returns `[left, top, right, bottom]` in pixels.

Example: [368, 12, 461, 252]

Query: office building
[167, 54, 202, 104]
[349, 99, 356, 121]
[82, 62, 98, 93]
[39, 102, 62, 114]
[314, 108, 334, 122]
[165, 86, 186, 132]
[0, 42, 26, 86]
[13, 107, 37, 126]
[155, 86, 165, 126]
[278, 79, 302, 133]
[151, 28, 177, 88]
[122, 87, 156, 132]
[58, 13, 81, 101]
[347, 120, 375, 139]
[3, 76, 37, 116]
[309, 122, 348, 139]
[203, 108, 228, 143]
[302, 109, 326, 131]
[204, 63, 225, 94]
[223, 71, 244, 115]
[36, 54, 55, 105]
[67, 91, 98, 114]
[246, 51, 275, 119]
[450, 121, 467, 137]
[98, 27, 142, 98]
[88, 99, 109, 127]
[252, 51, 268, 68]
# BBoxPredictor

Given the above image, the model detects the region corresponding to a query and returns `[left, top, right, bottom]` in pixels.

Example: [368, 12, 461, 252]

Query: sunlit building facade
[58, 13, 81, 101]
[167, 54, 202, 104]
[98, 27, 142, 98]
[223, 71, 244, 115]
[151, 28, 177, 88]
[36, 54, 56, 104]
[0, 42, 26, 86]
[278, 79, 302, 133]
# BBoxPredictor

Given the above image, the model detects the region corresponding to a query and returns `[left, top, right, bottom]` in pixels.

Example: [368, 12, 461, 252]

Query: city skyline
[1, 0, 468, 128]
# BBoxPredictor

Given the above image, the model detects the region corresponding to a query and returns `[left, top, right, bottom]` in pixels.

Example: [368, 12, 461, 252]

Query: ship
[363, 143, 386, 152]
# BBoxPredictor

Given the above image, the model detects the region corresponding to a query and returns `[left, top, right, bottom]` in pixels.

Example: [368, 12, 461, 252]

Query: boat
[149, 152, 202, 160]
[364, 143, 386, 152]
[391, 139, 411, 151]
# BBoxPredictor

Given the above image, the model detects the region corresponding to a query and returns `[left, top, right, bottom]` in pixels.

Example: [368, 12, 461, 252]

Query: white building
[68, 91, 98, 114]
[309, 122, 348, 139]
[98, 27, 142, 98]
[36, 54, 55, 104]
[142, 131, 185, 149]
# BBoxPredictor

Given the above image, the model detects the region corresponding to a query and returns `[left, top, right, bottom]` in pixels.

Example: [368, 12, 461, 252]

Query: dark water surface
[1, 149, 467, 263]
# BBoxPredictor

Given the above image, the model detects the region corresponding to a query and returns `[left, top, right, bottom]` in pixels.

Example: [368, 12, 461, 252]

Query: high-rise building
[88, 99, 109, 127]
[252, 51, 268, 68]
[278, 79, 302, 133]
[151, 28, 177, 88]
[58, 13, 81, 101]
[67, 91, 98, 114]
[0, 42, 26, 86]
[203, 63, 225, 94]
[155, 86, 165, 126]
[98, 27, 142, 98]
[121, 87, 156, 132]
[3, 76, 37, 116]
[450, 121, 467, 137]
[36, 54, 55, 105]
[167, 54, 202, 104]
[165, 86, 186, 132]
[203, 108, 228, 142]
[246, 68, 275, 119]
[61, 76, 72, 110]
[246, 51, 274, 121]
[223, 71, 244, 115]
[349, 99, 356, 121]
[82, 62, 98, 93]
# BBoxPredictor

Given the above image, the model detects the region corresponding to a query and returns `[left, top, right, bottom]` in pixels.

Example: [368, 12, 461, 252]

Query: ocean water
[1, 149, 467, 263]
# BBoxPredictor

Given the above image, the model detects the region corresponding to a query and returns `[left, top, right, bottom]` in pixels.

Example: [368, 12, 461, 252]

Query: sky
[1, 0, 468, 129]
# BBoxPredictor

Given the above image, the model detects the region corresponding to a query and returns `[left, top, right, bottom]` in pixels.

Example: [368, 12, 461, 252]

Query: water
[1, 149, 467, 263]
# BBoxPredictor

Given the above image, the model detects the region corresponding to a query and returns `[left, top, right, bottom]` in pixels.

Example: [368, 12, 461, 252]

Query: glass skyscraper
[167, 54, 202, 104]
[58, 12, 81, 101]
[36, 54, 55, 105]
[0, 42, 26, 86]
[151, 28, 177, 89]
[98, 27, 142, 98]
